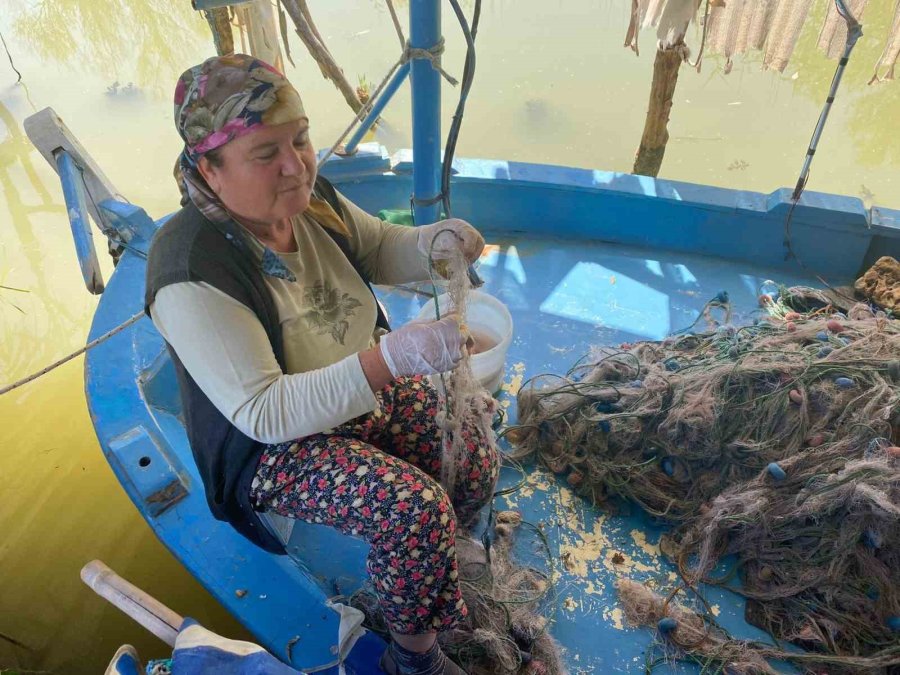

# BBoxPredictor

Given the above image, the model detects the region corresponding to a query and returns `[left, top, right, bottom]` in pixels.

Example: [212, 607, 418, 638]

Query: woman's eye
[258, 151, 277, 161]
[294, 136, 309, 147]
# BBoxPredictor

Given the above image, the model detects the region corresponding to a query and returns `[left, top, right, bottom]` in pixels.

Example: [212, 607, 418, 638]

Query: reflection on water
[11, 0, 206, 96]
[787, 0, 900, 180]
[0, 4, 245, 673]
[0, 0, 898, 672]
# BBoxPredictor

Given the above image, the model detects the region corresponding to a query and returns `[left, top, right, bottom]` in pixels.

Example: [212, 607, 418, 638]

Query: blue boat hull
[84, 147, 900, 672]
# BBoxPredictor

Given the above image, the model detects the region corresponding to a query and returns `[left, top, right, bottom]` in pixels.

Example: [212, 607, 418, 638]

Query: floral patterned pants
[249, 376, 500, 635]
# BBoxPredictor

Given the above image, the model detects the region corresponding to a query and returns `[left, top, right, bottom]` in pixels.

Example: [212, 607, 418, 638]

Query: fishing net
[507, 286, 900, 672]
[432, 242, 499, 498]
[349, 511, 565, 675]
[616, 578, 900, 673]
[856, 256, 900, 312]
[351, 238, 564, 674]
[441, 512, 565, 675]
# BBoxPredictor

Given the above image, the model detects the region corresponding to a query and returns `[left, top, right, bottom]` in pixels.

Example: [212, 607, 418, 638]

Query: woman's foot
[379, 640, 468, 675]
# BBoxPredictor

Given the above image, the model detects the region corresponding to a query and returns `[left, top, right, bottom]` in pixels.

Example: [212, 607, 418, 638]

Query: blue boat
[22, 1, 900, 672]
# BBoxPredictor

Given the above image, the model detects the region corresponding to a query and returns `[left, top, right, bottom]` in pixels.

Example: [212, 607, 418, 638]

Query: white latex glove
[416, 218, 485, 264]
[379, 316, 467, 377]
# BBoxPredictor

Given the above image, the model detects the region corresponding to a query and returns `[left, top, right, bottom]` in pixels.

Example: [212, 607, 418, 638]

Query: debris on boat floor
[497, 460, 673, 631]
[855, 255, 899, 311]
[509, 279, 900, 673]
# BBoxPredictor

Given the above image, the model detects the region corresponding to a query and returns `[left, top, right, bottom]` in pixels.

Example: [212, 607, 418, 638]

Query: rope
[792, 0, 862, 201]
[317, 34, 458, 166]
[404, 38, 459, 86]
[684, 0, 712, 69]
[410, 192, 444, 207]
[385, 0, 405, 50]
[0, 311, 145, 396]
[0, 150, 152, 398]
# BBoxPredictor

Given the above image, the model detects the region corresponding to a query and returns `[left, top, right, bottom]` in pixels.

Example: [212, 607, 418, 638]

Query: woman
[145, 54, 500, 675]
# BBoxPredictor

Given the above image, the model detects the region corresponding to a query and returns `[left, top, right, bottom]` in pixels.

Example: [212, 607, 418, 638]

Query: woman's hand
[379, 316, 467, 378]
[416, 218, 485, 264]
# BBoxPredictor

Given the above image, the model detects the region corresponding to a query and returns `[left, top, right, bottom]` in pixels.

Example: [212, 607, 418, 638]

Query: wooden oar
[81, 560, 184, 647]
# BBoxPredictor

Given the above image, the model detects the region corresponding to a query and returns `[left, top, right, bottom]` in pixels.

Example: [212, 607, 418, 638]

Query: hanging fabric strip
[746, 0, 776, 51]
[643, 0, 669, 30]
[655, 0, 701, 47]
[763, 0, 814, 72]
[869, 0, 900, 83]
[625, 0, 647, 54]
[705, 0, 747, 61]
[703, 0, 774, 59]
[732, 0, 757, 55]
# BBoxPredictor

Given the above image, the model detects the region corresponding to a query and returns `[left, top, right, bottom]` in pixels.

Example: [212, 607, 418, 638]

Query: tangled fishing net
[444, 512, 564, 675]
[345, 239, 564, 674]
[856, 256, 900, 312]
[348, 511, 564, 674]
[507, 285, 900, 673]
[432, 240, 499, 498]
[616, 579, 900, 674]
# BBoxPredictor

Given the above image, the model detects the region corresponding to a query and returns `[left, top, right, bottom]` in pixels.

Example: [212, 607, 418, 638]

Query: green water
[0, 0, 897, 672]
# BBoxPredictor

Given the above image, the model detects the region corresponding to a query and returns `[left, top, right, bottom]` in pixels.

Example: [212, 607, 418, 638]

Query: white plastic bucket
[416, 290, 514, 394]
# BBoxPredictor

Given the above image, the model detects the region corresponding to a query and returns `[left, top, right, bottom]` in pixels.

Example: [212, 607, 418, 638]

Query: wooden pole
[204, 7, 234, 56]
[633, 42, 684, 177]
[280, 0, 364, 114]
[298, 0, 332, 59]
[81, 560, 184, 647]
[238, 0, 285, 72]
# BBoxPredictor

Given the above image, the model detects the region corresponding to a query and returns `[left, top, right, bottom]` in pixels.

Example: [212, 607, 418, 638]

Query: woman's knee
[411, 479, 457, 540]
[369, 470, 457, 543]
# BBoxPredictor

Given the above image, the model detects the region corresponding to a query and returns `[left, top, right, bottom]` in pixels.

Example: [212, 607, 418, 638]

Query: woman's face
[198, 119, 317, 226]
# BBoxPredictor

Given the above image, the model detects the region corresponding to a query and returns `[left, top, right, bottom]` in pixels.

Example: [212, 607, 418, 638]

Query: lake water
[0, 0, 897, 672]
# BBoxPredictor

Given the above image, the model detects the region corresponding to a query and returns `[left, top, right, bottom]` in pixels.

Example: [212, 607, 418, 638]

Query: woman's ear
[197, 156, 220, 194]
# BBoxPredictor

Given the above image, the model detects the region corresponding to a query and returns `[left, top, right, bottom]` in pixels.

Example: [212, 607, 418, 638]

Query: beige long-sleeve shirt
[150, 191, 429, 445]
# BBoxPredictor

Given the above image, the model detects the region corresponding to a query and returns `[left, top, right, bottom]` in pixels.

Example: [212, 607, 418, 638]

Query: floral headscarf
[173, 54, 307, 281]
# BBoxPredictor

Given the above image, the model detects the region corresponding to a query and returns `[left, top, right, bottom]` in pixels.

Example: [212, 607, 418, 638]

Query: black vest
[144, 177, 388, 553]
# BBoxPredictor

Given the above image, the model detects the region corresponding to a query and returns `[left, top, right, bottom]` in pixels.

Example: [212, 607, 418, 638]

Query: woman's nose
[281, 146, 304, 176]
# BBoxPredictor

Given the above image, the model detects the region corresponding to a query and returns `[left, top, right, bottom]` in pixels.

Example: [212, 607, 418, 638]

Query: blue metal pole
[344, 62, 411, 155]
[56, 150, 104, 294]
[409, 0, 442, 225]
